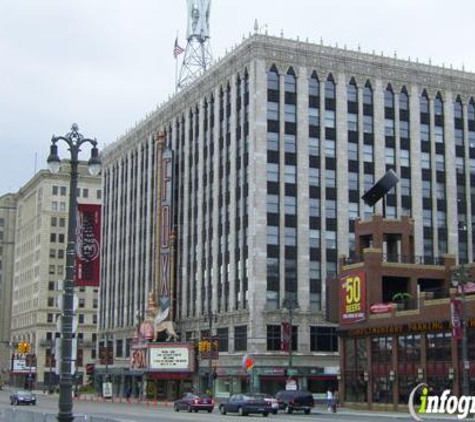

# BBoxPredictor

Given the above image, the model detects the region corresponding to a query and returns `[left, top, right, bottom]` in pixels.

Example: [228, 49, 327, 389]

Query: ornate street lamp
[47, 123, 100, 422]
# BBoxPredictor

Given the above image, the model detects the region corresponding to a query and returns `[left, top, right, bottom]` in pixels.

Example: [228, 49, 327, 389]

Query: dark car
[219, 394, 272, 417]
[275, 390, 314, 414]
[174, 393, 214, 413]
[10, 389, 36, 406]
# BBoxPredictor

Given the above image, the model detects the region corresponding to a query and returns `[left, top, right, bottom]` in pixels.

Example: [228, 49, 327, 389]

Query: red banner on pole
[75, 204, 101, 286]
[450, 298, 463, 340]
[340, 271, 366, 324]
[281, 322, 290, 352]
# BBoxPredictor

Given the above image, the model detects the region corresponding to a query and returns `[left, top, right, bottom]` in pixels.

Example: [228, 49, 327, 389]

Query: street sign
[285, 380, 297, 390]
[54, 339, 77, 375]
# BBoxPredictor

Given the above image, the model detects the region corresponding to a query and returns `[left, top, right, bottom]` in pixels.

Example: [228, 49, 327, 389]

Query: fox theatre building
[130, 337, 195, 400]
[332, 216, 475, 411]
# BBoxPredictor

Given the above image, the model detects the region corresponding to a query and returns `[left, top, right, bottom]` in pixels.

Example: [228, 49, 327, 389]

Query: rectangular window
[364, 174, 374, 191]
[82, 188, 89, 198]
[421, 152, 430, 169]
[348, 172, 358, 191]
[434, 126, 444, 143]
[325, 139, 336, 158]
[285, 104, 296, 123]
[363, 115, 373, 133]
[326, 231, 337, 249]
[50, 249, 56, 258]
[325, 169, 336, 188]
[435, 154, 445, 172]
[267, 102, 279, 120]
[325, 200, 336, 218]
[420, 124, 430, 141]
[267, 163, 279, 182]
[284, 165, 296, 184]
[285, 227, 296, 246]
[309, 198, 320, 217]
[51, 217, 57, 227]
[349, 202, 359, 220]
[60, 186, 67, 196]
[234, 326, 247, 351]
[347, 113, 358, 132]
[385, 147, 395, 165]
[348, 143, 358, 161]
[309, 107, 319, 126]
[422, 181, 431, 198]
[309, 229, 320, 248]
[401, 178, 411, 196]
[284, 196, 296, 215]
[284, 134, 296, 153]
[309, 168, 319, 186]
[400, 149, 410, 167]
[267, 132, 279, 151]
[267, 195, 279, 213]
[363, 144, 373, 162]
[385, 119, 395, 137]
[400, 120, 409, 138]
[310, 326, 338, 352]
[309, 137, 319, 156]
[267, 325, 282, 351]
[267, 226, 279, 245]
[217, 327, 229, 352]
[96, 190, 102, 199]
[52, 186, 59, 195]
[325, 110, 335, 129]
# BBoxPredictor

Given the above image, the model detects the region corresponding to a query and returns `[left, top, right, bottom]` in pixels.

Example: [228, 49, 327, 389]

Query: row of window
[52, 185, 101, 199]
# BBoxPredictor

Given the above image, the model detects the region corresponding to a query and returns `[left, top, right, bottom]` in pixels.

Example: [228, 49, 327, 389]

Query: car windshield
[17, 390, 31, 395]
[242, 395, 262, 400]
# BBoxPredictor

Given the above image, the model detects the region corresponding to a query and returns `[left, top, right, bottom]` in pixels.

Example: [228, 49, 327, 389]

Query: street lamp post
[451, 264, 471, 397]
[47, 123, 100, 422]
[283, 296, 298, 379]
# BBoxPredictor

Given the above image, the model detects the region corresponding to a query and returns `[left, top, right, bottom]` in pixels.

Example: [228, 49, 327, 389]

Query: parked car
[275, 390, 315, 414]
[255, 393, 279, 415]
[10, 389, 36, 406]
[219, 394, 272, 416]
[174, 393, 214, 413]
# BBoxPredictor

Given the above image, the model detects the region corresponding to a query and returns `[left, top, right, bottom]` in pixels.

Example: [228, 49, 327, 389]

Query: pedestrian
[332, 390, 338, 413]
[327, 389, 334, 412]
[125, 386, 132, 400]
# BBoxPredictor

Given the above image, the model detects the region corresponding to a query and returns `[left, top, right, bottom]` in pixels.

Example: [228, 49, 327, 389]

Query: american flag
[173, 37, 184, 58]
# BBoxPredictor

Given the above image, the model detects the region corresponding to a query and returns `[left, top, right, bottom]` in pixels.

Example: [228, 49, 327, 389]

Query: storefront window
[398, 334, 420, 363]
[427, 332, 451, 361]
[371, 337, 392, 362]
[344, 338, 367, 402]
[372, 376, 393, 404]
[399, 375, 417, 404]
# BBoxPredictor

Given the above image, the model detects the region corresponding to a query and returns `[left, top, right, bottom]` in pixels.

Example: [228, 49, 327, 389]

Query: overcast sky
[1, 0, 474, 195]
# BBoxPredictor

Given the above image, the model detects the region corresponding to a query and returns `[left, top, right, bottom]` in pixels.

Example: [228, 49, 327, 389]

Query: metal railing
[1, 409, 121, 422]
[342, 253, 444, 266]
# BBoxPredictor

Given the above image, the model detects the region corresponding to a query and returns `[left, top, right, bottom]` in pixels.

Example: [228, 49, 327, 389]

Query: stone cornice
[103, 33, 475, 162]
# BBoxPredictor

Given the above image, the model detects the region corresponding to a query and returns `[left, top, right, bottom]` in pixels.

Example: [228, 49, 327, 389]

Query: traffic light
[199, 340, 211, 353]
[16, 341, 31, 354]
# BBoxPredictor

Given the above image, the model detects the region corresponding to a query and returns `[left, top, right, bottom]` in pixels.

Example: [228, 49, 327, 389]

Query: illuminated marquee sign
[148, 343, 195, 372]
[340, 271, 366, 324]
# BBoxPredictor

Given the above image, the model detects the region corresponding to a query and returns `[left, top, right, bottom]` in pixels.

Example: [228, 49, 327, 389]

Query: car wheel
[194, 409, 198, 413]
[272, 409, 278, 415]
[263, 412, 269, 417]
[304, 408, 310, 415]
[285, 405, 293, 414]
[238, 406, 248, 416]
[174, 404, 179, 412]
[187, 405, 192, 413]
[220, 405, 227, 415]
[207, 409, 213, 413]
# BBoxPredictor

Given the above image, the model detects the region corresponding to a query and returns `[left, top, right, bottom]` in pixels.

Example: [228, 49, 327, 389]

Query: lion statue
[153, 303, 179, 342]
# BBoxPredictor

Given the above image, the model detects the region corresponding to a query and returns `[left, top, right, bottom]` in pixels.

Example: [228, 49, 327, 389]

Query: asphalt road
[0, 389, 456, 421]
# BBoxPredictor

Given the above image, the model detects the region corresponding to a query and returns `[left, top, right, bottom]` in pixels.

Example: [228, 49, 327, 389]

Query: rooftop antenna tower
[177, 0, 213, 89]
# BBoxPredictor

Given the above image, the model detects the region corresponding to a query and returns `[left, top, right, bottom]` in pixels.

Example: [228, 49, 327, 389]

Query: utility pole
[283, 296, 298, 379]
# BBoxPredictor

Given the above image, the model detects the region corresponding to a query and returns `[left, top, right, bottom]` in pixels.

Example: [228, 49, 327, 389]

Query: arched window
[468, 99, 475, 121]
[267, 65, 279, 91]
[400, 87, 409, 110]
[384, 84, 394, 108]
[420, 91, 429, 114]
[309, 71, 319, 97]
[363, 81, 373, 105]
[454, 97, 463, 119]
[285, 67, 296, 93]
[434, 93, 443, 116]
[325, 74, 335, 99]
[347, 78, 357, 102]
